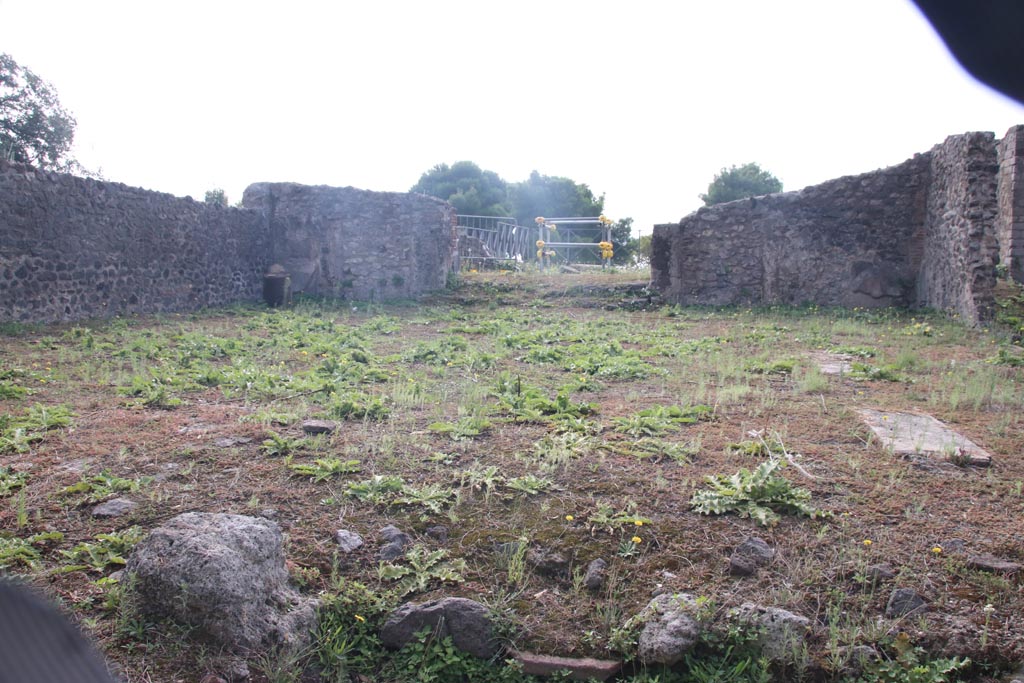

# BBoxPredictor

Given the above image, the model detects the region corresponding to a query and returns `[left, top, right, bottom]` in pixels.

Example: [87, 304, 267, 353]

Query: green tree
[510, 170, 604, 225]
[204, 188, 228, 207]
[609, 217, 637, 266]
[0, 53, 79, 172]
[410, 161, 511, 216]
[699, 162, 782, 206]
[636, 233, 652, 266]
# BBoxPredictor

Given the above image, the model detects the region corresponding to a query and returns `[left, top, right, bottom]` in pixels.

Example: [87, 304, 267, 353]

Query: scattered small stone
[729, 537, 774, 576]
[218, 657, 250, 682]
[967, 554, 1022, 575]
[512, 650, 622, 681]
[527, 546, 570, 578]
[865, 563, 896, 582]
[559, 265, 581, 274]
[213, 436, 252, 448]
[91, 498, 137, 518]
[584, 558, 608, 591]
[637, 593, 701, 665]
[178, 422, 213, 435]
[836, 645, 879, 677]
[379, 525, 411, 561]
[728, 555, 757, 577]
[335, 530, 364, 553]
[731, 603, 812, 662]
[199, 675, 227, 683]
[938, 538, 967, 554]
[258, 508, 278, 520]
[381, 597, 499, 658]
[108, 569, 124, 582]
[301, 419, 337, 435]
[885, 588, 926, 618]
[425, 525, 449, 543]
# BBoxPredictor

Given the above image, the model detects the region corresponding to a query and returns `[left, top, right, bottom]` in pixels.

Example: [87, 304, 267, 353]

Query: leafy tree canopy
[510, 170, 604, 225]
[699, 162, 782, 206]
[204, 188, 228, 207]
[0, 53, 80, 172]
[410, 161, 511, 216]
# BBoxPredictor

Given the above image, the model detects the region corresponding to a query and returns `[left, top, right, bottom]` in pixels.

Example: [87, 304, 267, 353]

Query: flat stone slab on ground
[812, 352, 853, 375]
[967, 554, 1021, 575]
[858, 409, 991, 466]
[512, 650, 621, 681]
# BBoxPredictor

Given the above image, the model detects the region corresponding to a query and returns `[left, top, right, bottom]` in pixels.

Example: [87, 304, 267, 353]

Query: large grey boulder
[380, 597, 499, 658]
[637, 593, 702, 665]
[126, 512, 317, 653]
[731, 603, 812, 662]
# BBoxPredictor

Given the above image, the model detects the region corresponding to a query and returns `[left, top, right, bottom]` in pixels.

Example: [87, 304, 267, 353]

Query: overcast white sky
[2, 0, 1022, 235]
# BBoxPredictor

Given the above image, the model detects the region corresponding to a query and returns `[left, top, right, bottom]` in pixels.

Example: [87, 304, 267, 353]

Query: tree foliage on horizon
[412, 162, 638, 264]
[410, 161, 512, 217]
[0, 53, 81, 173]
[699, 162, 782, 206]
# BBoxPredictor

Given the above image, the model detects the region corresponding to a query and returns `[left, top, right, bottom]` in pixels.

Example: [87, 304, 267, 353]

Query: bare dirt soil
[1, 271, 1023, 682]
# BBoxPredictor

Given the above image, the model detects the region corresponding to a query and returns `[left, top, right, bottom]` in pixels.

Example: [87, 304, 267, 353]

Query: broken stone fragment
[381, 597, 499, 658]
[637, 593, 701, 665]
[301, 419, 337, 435]
[729, 537, 775, 576]
[967, 554, 1021, 575]
[584, 558, 608, 591]
[334, 529, 364, 553]
[885, 588, 927, 618]
[91, 498, 136, 518]
[731, 603, 812, 662]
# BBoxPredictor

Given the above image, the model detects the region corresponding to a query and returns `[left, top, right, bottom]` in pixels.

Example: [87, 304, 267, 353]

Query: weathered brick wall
[651, 126, 1023, 324]
[650, 154, 929, 308]
[996, 125, 1024, 282]
[0, 160, 270, 322]
[918, 132, 999, 322]
[242, 183, 456, 301]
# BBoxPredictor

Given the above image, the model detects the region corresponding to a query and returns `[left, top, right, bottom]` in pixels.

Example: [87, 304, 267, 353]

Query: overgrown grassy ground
[2, 270, 1024, 682]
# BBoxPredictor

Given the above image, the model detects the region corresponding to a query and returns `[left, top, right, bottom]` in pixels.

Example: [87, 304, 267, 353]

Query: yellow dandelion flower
[862, 539, 872, 547]
[634, 520, 644, 527]
[354, 614, 365, 622]
[631, 536, 642, 544]
[931, 546, 942, 554]
[565, 515, 574, 521]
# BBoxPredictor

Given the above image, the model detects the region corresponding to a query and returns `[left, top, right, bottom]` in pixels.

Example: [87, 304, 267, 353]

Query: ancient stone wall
[996, 125, 1024, 282]
[0, 163, 457, 323]
[0, 160, 270, 322]
[651, 126, 1023, 324]
[918, 132, 999, 322]
[241, 183, 456, 301]
[650, 154, 930, 309]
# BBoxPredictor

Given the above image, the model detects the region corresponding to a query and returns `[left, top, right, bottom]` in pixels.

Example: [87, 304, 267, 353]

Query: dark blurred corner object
[912, 0, 1024, 104]
[0, 579, 116, 683]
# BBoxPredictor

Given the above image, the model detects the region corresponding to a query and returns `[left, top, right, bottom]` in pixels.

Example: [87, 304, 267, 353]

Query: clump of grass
[849, 362, 905, 382]
[690, 459, 828, 526]
[289, 458, 361, 483]
[0, 466, 29, 497]
[427, 416, 491, 440]
[613, 404, 712, 437]
[0, 531, 63, 570]
[61, 471, 152, 504]
[59, 527, 145, 573]
[377, 545, 466, 598]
